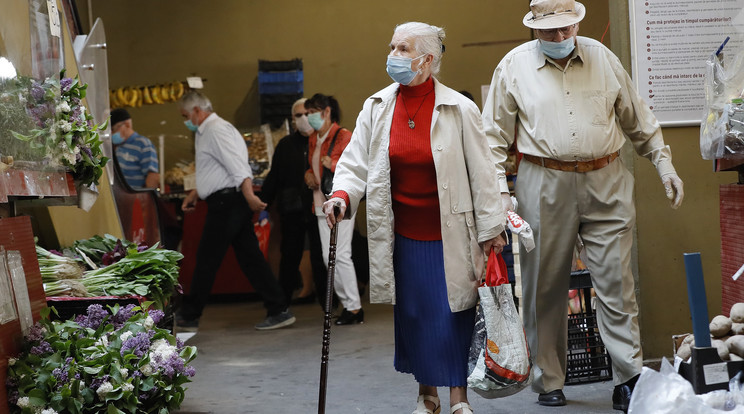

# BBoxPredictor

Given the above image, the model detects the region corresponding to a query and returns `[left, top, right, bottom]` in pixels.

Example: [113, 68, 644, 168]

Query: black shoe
[537, 390, 566, 407]
[612, 374, 639, 413]
[334, 308, 364, 325]
[291, 293, 316, 305]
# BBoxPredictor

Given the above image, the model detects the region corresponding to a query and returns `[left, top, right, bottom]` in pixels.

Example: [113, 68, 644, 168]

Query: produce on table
[37, 236, 183, 309]
[675, 302, 744, 361]
[731, 303, 744, 323]
[710, 315, 733, 338]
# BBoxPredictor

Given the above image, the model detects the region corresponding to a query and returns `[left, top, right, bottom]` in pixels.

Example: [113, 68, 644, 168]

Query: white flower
[143, 316, 154, 329]
[140, 364, 154, 376]
[120, 331, 133, 342]
[120, 368, 129, 378]
[94, 335, 109, 347]
[96, 381, 113, 398]
[41, 408, 59, 414]
[8, 357, 16, 366]
[121, 382, 134, 392]
[59, 120, 72, 132]
[56, 101, 71, 113]
[62, 151, 76, 165]
[16, 397, 29, 407]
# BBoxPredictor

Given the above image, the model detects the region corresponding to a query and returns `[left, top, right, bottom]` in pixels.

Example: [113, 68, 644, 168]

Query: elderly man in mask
[482, 0, 684, 412]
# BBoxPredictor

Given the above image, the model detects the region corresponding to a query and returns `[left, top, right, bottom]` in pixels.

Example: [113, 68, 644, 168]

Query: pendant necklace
[400, 88, 434, 129]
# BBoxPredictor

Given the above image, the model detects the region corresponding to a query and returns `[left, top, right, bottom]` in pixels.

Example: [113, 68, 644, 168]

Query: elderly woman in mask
[323, 22, 506, 414]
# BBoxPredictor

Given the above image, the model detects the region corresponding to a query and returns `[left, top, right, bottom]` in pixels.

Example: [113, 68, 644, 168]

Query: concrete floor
[174, 298, 620, 414]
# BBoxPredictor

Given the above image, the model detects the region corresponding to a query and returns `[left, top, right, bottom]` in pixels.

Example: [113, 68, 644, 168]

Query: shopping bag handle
[485, 250, 509, 287]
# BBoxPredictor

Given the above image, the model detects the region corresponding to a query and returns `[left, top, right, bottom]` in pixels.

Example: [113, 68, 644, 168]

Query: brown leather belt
[523, 151, 620, 173]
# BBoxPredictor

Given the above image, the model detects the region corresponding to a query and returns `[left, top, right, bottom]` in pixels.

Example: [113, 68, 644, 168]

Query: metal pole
[318, 209, 339, 414]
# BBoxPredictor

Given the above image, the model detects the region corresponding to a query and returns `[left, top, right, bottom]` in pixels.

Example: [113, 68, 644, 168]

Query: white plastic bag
[700, 43, 744, 160]
[629, 358, 744, 413]
[467, 252, 531, 398]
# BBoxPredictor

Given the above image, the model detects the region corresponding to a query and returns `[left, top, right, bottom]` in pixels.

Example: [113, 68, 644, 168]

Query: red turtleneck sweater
[331, 78, 440, 240]
[389, 77, 440, 240]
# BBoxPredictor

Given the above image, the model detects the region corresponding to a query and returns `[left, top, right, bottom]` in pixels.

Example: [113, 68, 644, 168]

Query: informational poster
[629, 0, 744, 126]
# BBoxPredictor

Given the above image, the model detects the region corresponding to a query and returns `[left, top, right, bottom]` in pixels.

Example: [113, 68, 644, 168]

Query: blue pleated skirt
[393, 233, 476, 387]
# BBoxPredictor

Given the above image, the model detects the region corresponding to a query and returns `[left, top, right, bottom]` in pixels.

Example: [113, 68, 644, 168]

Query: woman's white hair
[394, 22, 446, 75]
[179, 90, 213, 112]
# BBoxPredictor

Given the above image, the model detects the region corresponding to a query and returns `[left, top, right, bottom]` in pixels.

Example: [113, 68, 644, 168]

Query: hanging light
[0, 57, 17, 79]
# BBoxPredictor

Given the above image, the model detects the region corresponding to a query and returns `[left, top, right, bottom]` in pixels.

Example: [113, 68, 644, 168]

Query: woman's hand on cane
[323, 197, 346, 228]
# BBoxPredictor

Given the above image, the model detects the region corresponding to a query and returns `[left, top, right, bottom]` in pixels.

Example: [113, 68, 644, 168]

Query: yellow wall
[80, 0, 732, 359]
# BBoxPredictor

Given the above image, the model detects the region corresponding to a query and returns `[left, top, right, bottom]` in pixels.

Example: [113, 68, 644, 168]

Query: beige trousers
[515, 158, 643, 393]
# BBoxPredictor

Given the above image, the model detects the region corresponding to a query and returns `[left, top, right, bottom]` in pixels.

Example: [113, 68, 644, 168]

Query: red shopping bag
[485, 250, 509, 287]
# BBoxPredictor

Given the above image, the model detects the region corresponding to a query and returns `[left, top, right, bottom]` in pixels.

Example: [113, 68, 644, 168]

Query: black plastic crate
[260, 93, 303, 106]
[565, 271, 612, 385]
[258, 58, 302, 72]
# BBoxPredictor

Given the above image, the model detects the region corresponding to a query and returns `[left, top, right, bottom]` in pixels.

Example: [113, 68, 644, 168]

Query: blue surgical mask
[307, 112, 324, 131]
[184, 119, 199, 132]
[539, 37, 576, 59]
[386, 54, 425, 85]
[111, 132, 123, 145]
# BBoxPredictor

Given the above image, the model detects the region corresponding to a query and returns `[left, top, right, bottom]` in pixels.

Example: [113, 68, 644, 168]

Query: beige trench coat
[332, 79, 505, 312]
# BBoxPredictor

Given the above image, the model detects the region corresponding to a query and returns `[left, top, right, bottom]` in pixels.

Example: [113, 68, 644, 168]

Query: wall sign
[629, 0, 744, 126]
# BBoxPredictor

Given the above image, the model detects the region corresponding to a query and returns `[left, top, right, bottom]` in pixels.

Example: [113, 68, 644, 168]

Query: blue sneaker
[254, 310, 296, 330]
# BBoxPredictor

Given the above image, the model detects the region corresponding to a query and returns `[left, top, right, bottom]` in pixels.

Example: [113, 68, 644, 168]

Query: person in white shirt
[482, 0, 684, 411]
[177, 91, 295, 331]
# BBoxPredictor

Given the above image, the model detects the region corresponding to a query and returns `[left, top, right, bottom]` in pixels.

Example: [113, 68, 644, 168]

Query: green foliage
[1, 71, 109, 187]
[6, 304, 196, 414]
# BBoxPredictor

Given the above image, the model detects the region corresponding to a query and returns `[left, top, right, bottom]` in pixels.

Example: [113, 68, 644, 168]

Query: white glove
[322, 197, 346, 228]
[661, 173, 684, 209]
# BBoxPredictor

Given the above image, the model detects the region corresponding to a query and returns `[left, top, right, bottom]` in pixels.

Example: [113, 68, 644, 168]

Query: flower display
[6, 304, 196, 414]
[0, 70, 109, 187]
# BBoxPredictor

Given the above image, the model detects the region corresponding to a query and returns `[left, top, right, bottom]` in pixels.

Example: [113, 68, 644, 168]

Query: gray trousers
[515, 158, 643, 393]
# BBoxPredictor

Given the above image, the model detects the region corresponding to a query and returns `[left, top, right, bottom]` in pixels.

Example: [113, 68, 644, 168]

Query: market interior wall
[73, 0, 733, 359]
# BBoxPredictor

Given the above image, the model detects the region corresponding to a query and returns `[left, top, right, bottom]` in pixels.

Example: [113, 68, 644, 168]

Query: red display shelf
[0, 168, 77, 203]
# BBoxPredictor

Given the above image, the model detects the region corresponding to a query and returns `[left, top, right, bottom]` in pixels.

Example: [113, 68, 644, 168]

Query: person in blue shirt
[110, 108, 160, 189]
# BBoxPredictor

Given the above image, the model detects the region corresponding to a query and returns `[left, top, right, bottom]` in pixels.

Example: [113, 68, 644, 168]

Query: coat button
[437, 145, 443, 151]
[443, 183, 448, 189]
[453, 205, 458, 212]
[467, 218, 472, 225]
[384, 282, 390, 288]
[446, 221, 451, 227]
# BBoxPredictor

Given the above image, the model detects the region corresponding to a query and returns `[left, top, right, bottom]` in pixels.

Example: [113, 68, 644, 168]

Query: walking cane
[318, 206, 340, 414]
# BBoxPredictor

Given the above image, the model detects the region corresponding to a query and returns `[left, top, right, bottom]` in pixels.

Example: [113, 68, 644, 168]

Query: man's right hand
[182, 190, 198, 212]
[305, 171, 319, 190]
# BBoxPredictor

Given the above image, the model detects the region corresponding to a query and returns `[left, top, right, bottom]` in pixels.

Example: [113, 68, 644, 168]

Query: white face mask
[295, 114, 314, 135]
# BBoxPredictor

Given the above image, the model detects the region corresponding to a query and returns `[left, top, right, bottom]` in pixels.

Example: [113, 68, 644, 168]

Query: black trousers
[181, 192, 286, 320]
[277, 211, 308, 303]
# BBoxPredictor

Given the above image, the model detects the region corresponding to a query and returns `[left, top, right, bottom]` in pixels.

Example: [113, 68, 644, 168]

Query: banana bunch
[109, 81, 187, 108]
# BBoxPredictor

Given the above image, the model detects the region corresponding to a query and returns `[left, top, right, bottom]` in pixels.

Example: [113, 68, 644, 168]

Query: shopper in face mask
[176, 90, 295, 331]
[322, 22, 507, 414]
[303, 93, 364, 325]
[110, 108, 160, 189]
[482, 0, 684, 411]
[260, 98, 326, 305]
